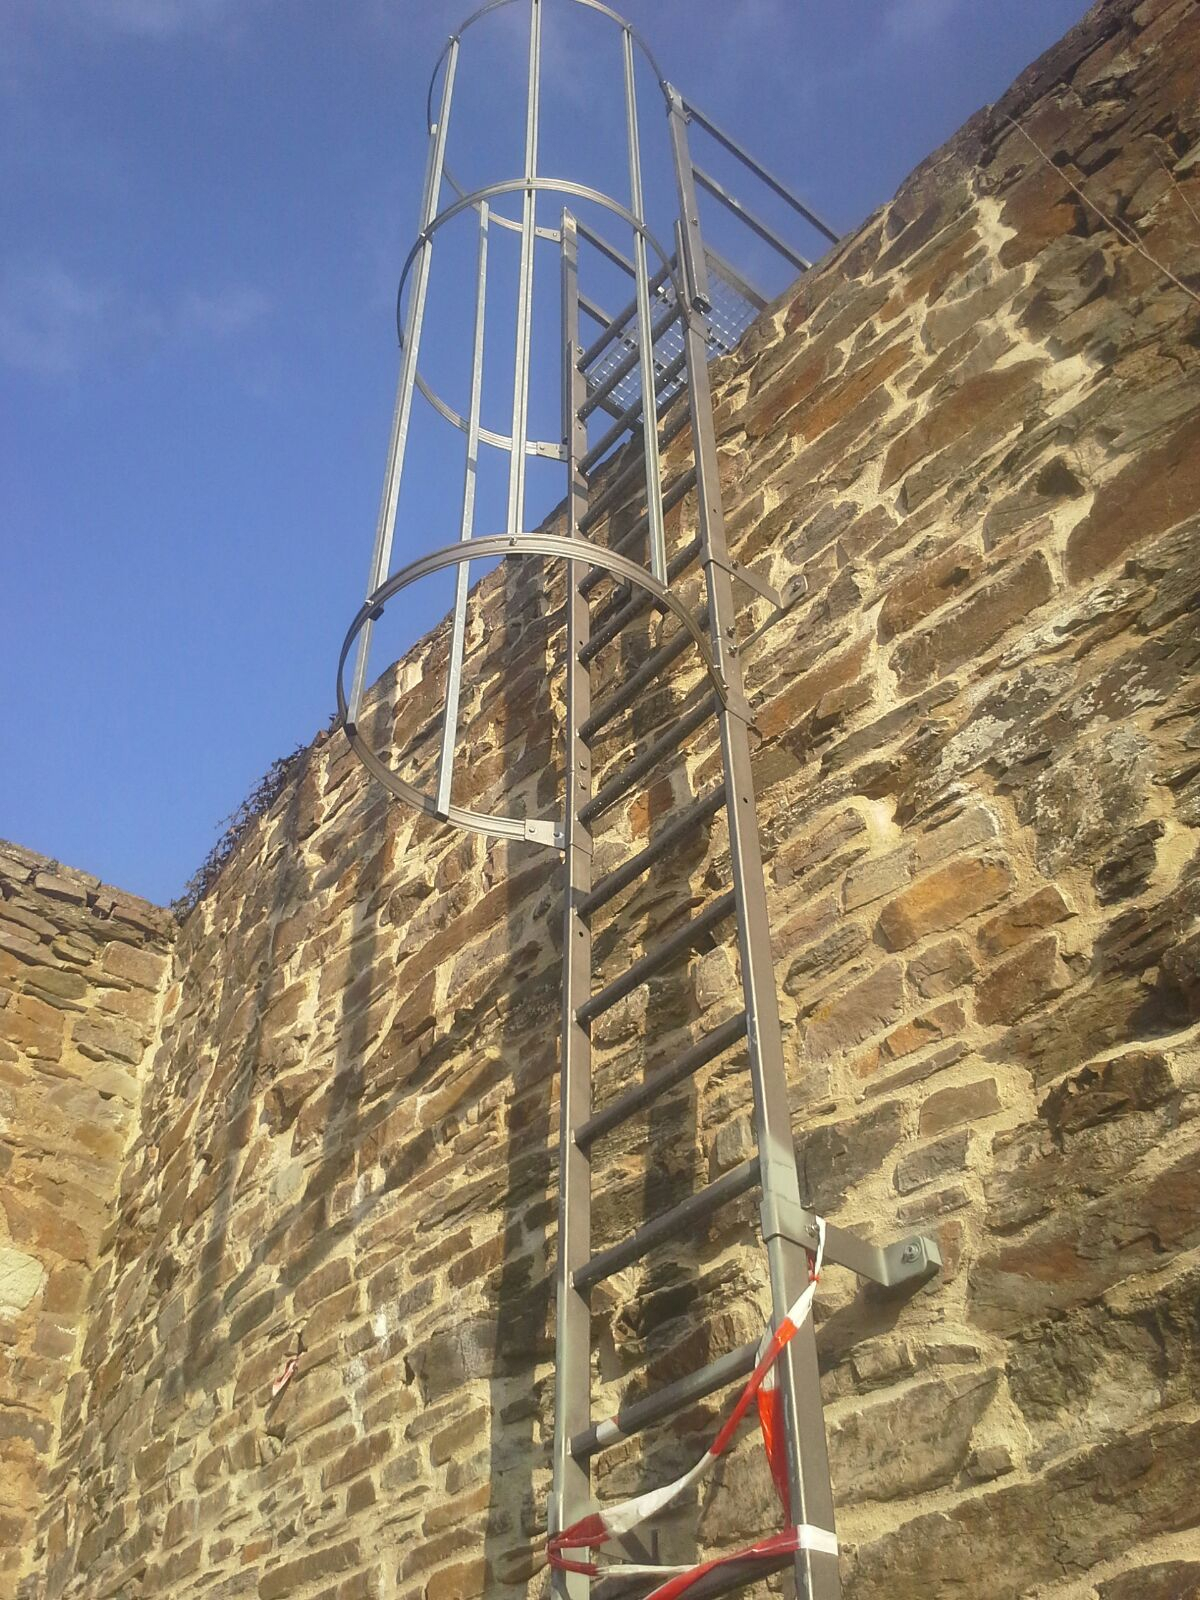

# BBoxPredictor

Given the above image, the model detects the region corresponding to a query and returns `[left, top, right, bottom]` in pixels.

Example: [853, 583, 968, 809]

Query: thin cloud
[884, 0, 962, 42]
[179, 286, 271, 339]
[0, 260, 271, 381]
[0, 261, 114, 378]
[64, 0, 260, 41]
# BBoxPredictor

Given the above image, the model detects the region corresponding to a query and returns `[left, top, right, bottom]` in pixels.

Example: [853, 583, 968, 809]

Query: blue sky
[1, 0, 1091, 906]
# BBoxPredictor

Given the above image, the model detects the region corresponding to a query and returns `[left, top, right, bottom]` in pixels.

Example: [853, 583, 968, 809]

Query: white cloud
[0, 261, 114, 378]
[0, 259, 271, 380]
[72, 0, 252, 40]
[179, 285, 271, 339]
[884, 0, 962, 42]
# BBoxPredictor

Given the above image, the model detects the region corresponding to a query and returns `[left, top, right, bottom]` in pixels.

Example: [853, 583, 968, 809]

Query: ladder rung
[577, 891, 735, 1026]
[578, 255, 674, 372]
[589, 533, 701, 658]
[579, 789, 725, 920]
[580, 301, 683, 421]
[573, 1157, 759, 1293]
[576, 1011, 747, 1151]
[578, 404, 692, 545]
[579, 608, 707, 745]
[571, 1339, 758, 1460]
[580, 697, 716, 826]
[581, 349, 688, 475]
[601, 1556, 796, 1600]
[583, 532, 700, 670]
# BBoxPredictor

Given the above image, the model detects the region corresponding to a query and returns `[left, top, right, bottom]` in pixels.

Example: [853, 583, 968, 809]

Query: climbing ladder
[550, 149, 941, 1600]
[333, 6, 941, 1599]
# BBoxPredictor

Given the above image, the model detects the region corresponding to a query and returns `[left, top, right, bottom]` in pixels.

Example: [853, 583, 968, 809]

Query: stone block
[829, 1370, 997, 1506]
[977, 887, 1071, 956]
[976, 935, 1071, 1025]
[907, 938, 975, 998]
[889, 552, 1055, 690]
[894, 1129, 971, 1194]
[920, 1077, 1001, 1136]
[877, 856, 1016, 950]
[799, 961, 906, 1061]
[1067, 410, 1200, 582]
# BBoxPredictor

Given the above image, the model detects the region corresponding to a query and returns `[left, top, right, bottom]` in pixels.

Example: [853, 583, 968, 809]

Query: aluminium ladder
[549, 135, 941, 1600]
[331, 9, 942, 1599]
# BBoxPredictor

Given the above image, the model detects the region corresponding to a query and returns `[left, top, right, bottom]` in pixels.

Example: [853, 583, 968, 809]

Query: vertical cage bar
[349, 37, 460, 722]
[552, 206, 593, 1600]
[506, 0, 542, 537]
[434, 201, 490, 819]
[672, 208, 841, 1600]
[621, 26, 666, 583]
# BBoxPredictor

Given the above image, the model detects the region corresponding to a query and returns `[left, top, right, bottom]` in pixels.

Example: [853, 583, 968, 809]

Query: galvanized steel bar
[574, 1157, 759, 1292]
[551, 206, 594, 1600]
[694, 164, 813, 273]
[349, 36, 459, 720]
[576, 891, 734, 1025]
[578, 254, 674, 371]
[578, 695, 716, 826]
[571, 1338, 758, 1459]
[434, 201, 489, 818]
[669, 200, 840, 1595]
[579, 346, 687, 474]
[575, 1010, 746, 1150]
[506, 0, 542, 537]
[622, 25, 666, 581]
[579, 299, 682, 420]
[666, 86, 711, 312]
[681, 93, 841, 243]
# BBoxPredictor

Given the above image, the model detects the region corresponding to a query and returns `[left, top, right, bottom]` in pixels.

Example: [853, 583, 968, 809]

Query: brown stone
[830, 1370, 996, 1505]
[800, 961, 906, 1061]
[889, 552, 1056, 689]
[877, 541, 983, 641]
[2, 994, 64, 1062]
[1067, 411, 1200, 582]
[976, 935, 1071, 1026]
[743, 351, 827, 440]
[756, 638, 869, 741]
[258, 1541, 363, 1599]
[920, 1077, 1001, 1136]
[1039, 1048, 1176, 1140]
[977, 887, 1072, 956]
[907, 938, 975, 998]
[877, 857, 1016, 950]
[894, 1129, 970, 1194]
[789, 339, 912, 444]
[881, 361, 1044, 492]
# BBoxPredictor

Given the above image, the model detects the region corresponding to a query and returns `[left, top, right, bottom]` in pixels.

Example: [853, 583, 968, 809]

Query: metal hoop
[394, 176, 682, 459]
[428, 0, 672, 231]
[336, 531, 727, 849]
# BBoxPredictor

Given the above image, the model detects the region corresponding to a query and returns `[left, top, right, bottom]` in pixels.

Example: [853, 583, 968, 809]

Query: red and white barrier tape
[547, 1218, 833, 1587]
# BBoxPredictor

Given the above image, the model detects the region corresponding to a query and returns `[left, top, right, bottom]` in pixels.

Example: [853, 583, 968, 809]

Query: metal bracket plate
[797, 1208, 942, 1289]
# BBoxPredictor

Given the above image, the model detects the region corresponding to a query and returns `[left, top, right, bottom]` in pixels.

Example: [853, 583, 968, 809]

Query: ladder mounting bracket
[759, 1191, 812, 1249]
[800, 1208, 942, 1289]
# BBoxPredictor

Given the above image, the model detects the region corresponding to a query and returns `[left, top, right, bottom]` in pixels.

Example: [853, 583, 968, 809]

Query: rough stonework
[7, 0, 1200, 1597]
[0, 842, 174, 1598]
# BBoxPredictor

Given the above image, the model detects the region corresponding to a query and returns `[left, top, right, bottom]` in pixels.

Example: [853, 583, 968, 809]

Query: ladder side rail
[551, 207, 595, 1600]
[671, 200, 841, 1600]
[434, 201, 490, 818]
[621, 24, 667, 581]
[349, 36, 460, 720]
[506, 0, 543, 538]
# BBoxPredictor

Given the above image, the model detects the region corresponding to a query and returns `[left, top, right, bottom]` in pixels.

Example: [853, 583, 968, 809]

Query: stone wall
[12, 0, 1200, 1596]
[0, 842, 173, 1599]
